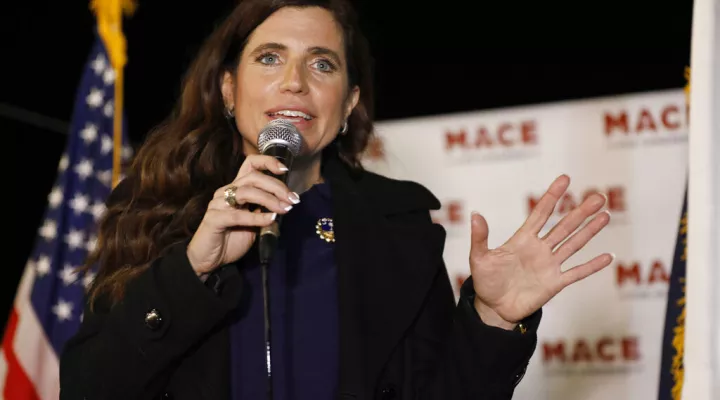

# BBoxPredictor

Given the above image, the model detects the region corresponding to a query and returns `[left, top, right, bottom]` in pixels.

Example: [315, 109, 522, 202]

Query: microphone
[255, 118, 302, 400]
[256, 118, 303, 264]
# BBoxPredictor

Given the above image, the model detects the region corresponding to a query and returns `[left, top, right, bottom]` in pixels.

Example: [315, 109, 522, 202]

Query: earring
[225, 107, 235, 120]
[340, 120, 348, 135]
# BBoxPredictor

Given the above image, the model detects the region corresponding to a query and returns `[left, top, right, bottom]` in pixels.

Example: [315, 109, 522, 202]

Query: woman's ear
[221, 71, 235, 109]
[344, 85, 360, 119]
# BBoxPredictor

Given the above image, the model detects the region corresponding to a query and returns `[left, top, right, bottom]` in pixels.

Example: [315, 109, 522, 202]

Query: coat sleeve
[410, 252, 541, 399]
[58, 241, 244, 400]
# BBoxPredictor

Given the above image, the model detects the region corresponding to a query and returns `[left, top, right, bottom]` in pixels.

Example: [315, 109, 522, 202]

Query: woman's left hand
[468, 174, 614, 330]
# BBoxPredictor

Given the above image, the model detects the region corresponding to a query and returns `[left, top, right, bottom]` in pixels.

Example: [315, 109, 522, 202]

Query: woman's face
[223, 6, 360, 157]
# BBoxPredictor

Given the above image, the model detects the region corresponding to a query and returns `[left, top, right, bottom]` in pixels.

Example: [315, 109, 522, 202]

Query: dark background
[5, 0, 693, 330]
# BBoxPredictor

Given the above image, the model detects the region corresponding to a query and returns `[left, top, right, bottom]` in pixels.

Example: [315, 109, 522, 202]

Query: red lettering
[572, 339, 593, 362]
[622, 337, 640, 361]
[530, 186, 625, 216]
[522, 121, 538, 144]
[447, 201, 463, 223]
[605, 112, 629, 135]
[596, 337, 615, 362]
[617, 262, 641, 286]
[446, 121, 539, 150]
[432, 201, 464, 225]
[661, 105, 680, 130]
[544, 337, 641, 364]
[474, 127, 493, 148]
[445, 129, 467, 150]
[649, 260, 670, 284]
[496, 123, 513, 146]
[605, 107, 686, 136]
[607, 186, 626, 211]
[635, 108, 658, 132]
[527, 196, 542, 214]
[543, 341, 566, 362]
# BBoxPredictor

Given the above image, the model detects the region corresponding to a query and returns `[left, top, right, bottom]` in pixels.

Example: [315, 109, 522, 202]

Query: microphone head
[257, 119, 303, 157]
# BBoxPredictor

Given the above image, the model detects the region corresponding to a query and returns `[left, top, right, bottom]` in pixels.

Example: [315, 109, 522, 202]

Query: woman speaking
[59, 0, 613, 399]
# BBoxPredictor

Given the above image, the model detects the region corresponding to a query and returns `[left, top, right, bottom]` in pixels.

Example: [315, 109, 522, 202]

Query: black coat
[59, 153, 541, 400]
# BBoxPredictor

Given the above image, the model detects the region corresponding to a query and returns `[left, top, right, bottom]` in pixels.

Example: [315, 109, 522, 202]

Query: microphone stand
[259, 220, 280, 400]
[261, 257, 273, 400]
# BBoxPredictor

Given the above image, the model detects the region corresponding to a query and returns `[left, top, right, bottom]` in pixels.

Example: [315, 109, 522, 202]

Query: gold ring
[224, 186, 239, 208]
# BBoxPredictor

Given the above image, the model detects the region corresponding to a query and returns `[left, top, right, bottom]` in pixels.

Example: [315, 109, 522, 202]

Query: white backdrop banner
[362, 89, 688, 400]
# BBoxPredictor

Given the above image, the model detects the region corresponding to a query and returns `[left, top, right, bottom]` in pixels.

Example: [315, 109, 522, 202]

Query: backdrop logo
[542, 336, 643, 375]
[603, 103, 688, 148]
[443, 120, 540, 163]
[527, 185, 629, 231]
[616, 259, 669, 299]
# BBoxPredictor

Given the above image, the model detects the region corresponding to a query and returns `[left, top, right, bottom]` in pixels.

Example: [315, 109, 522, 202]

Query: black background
[5, 0, 693, 329]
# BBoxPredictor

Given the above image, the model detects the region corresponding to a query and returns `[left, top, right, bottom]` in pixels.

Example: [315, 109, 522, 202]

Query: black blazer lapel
[325, 153, 445, 398]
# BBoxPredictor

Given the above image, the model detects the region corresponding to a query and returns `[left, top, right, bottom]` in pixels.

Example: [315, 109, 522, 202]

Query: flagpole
[684, 0, 719, 398]
[112, 55, 124, 188]
[90, 0, 136, 188]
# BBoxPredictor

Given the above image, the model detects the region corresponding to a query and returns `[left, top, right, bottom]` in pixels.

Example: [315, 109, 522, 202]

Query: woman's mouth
[267, 110, 313, 121]
[266, 110, 315, 129]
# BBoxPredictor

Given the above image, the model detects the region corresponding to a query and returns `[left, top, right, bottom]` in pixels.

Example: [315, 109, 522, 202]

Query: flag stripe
[15, 301, 61, 400]
[0, 349, 7, 395]
[2, 309, 41, 400]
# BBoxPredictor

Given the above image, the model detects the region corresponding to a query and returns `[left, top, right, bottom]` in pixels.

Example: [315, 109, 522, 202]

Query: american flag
[0, 32, 131, 399]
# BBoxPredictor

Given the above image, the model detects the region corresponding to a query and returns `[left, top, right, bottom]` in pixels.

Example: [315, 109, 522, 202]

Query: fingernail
[603, 209, 611, 217]
[590, 194, 605, 207]
[609, 252, 616, 261]
[288, 192, 300, 204]
[598, 192, 608, 205]
[471, 210, 480, 224]
[270, 213, 277, 221]
[278, 165, 289, 172]
[284, 205, 293, 212]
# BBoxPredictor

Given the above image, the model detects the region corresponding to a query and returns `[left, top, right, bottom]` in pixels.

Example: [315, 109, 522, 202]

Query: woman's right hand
[186, 155, 300, 277]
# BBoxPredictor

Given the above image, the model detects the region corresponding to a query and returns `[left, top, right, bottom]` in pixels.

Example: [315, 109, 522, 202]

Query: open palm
[470, 175, 614, 324]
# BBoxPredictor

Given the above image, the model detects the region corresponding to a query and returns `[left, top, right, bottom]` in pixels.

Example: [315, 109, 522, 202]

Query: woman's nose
[280, 61, 308, 94]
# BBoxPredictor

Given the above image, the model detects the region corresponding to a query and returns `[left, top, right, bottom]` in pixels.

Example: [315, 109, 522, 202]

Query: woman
[59, 0, 613, 399]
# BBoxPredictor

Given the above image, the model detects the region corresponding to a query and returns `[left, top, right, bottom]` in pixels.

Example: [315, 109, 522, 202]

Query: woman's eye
[314, 59, 335, 72]
[258, 54, 279, 64]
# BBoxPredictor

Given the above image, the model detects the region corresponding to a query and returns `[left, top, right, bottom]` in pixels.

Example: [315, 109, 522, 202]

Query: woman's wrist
[197, 271, 210, 283]
[473, 297, 517, 331]
[186, 246, 211, 281]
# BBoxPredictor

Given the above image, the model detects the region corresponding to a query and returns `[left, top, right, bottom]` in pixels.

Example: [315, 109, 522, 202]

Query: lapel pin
[315, 217, 335, 243]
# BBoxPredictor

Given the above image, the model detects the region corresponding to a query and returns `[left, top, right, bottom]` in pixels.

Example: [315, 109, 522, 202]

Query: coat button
[144, 309, 163, 330]
[380, 384, 396, 399]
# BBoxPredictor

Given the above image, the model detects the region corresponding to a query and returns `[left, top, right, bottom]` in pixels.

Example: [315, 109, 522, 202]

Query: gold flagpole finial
[90, 0, 136, 71]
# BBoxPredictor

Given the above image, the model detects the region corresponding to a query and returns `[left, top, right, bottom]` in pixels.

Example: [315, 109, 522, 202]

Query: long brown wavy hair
[82, 0, 375, 309]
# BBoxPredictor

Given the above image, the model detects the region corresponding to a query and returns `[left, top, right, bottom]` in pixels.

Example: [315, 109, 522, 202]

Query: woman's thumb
[470, 211, 490, 255]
